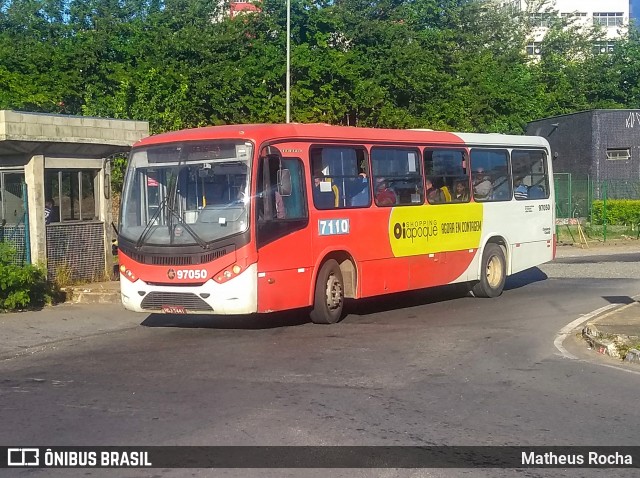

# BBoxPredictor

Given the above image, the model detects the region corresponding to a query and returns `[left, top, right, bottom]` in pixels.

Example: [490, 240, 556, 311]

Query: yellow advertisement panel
[389, 203, 484, 257]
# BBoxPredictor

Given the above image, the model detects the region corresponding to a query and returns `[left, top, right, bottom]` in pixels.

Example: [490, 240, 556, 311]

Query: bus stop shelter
[0, 110, 149, 281]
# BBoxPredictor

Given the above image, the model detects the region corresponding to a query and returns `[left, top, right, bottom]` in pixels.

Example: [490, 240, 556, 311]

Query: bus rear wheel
[471, 243, 506, 298]
[310, 259, 344, 324]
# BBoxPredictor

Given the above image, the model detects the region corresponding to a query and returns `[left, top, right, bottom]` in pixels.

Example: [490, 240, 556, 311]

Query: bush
[591, 200, 640, 226]
[0, 243, 52, 311]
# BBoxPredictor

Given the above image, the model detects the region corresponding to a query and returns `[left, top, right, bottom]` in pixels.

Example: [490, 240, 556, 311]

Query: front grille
[141, 292, 213, 311]
[201, 248, 230, 263]
[121, 245, 234, 265]
[152, 255, 192, 266]
[125, 250, 146, 264]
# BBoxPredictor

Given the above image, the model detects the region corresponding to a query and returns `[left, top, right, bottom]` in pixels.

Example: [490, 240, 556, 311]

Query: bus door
[256, 152, 313, 312]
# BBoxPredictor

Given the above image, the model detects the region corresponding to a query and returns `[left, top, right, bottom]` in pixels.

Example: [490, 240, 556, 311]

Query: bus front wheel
[310, 259, 344, 324]
[471, 243, 506, 298]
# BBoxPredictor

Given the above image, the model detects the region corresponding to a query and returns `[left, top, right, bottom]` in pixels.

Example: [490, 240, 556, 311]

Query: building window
[44, 170, 99, 222]
[526, 42, 542, 56]
[593, 12, 624, 27]
[593, 41, 616, 54]
[561, 12, 587, 18]
[0, 171, 26, 225]
[606, 148, 631, 160]
[529, 13, 553, 28]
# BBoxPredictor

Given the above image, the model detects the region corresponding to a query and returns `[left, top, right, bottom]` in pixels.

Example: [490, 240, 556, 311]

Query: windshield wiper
[165, 204, 209, 249]
[135, 194, 170, 249]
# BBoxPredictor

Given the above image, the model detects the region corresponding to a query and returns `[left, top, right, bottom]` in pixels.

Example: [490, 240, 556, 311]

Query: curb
[64, 284, 121, 305]
[582, 301, 640, 362]
[582, 323, 624, 359]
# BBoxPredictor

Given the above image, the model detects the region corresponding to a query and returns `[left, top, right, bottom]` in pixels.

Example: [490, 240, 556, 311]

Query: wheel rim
[486, 254, 503, 288]
[325, 273, 343, 311]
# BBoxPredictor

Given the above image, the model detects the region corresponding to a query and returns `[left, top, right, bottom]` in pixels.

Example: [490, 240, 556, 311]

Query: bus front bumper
[120, 263, 258, 315]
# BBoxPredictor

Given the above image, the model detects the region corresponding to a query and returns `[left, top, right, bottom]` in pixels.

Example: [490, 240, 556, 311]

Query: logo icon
[8, 448, 39, 466]
[167, 268, 175, 279]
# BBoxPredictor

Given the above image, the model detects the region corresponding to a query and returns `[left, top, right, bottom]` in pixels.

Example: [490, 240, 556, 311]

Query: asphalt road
[2, 248, 640, 477]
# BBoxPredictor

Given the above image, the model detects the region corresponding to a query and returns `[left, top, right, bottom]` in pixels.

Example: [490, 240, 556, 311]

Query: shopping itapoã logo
[388, 203, 484, 257]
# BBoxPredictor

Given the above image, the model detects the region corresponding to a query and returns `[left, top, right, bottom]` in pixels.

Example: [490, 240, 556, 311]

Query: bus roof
[134, 123, 550, 150]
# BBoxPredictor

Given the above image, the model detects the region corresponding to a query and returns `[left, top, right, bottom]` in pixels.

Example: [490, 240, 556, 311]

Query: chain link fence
[554, 174, 640, 243]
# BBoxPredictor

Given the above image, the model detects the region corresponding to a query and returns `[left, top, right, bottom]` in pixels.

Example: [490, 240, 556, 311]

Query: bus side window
[424, 149, 467, 205]
[511, 149, 549, 200]
[371, 147, 422, 206]
[310, 146, 370, 209]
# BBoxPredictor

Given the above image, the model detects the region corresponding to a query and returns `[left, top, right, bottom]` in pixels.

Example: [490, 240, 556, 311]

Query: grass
[556, 224, 639, 244]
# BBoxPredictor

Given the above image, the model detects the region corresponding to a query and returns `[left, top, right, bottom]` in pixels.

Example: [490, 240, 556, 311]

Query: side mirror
[277, 169, 292, 196]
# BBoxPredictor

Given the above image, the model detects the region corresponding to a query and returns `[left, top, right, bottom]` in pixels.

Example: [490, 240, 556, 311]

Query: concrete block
[52, 115, 69, 126]
[41, 125, 59, 138]
[81, 117, 98, 128]
[126, 131, 144, 143]
[53, 125, 75, 140]
[136, 122, 149, 132]
[100, 128, 116, 140]
[94, 119, 111, 130]
[624, 349, 640, 363]
[34, 114, 54, 125]
[3, 110, 22, 123]
[26, 123, 43, 137]
[6, 122, 27, 136]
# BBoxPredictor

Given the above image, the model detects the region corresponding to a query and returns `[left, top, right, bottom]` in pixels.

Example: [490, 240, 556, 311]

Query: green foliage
[591, 200, 640, 226]
[0, 243, 52, 311]
[1, 0, 640, 138]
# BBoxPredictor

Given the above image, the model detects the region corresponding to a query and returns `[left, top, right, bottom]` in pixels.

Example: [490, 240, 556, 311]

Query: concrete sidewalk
[0, 303, 142, 360]
[64, 280, 121, 304]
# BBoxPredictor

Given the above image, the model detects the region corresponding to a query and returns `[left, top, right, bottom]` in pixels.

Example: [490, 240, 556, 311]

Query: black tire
[471, 243, 506, 298]
[310, 259, 344, 324]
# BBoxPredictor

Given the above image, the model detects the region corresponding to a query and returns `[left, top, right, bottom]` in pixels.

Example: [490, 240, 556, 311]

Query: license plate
[161, 305, 187, 314]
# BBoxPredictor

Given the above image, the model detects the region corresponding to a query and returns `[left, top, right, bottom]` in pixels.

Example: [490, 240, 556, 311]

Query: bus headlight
[214, 264, 243, 284]
[119, 264, 138, 282]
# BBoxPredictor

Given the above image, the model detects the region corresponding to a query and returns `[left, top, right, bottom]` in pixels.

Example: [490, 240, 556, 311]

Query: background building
[527, 110, 640, 217]
[527, 109, 640, 181]
[511, 1, 631, 55]
[0, 111, 148, 281]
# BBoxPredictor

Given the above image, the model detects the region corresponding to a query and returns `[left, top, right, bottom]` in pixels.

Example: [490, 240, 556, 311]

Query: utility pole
[286, 0, 291, 123]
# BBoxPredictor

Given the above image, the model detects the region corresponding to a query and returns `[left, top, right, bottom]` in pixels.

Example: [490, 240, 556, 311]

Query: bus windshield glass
[120, 141, 253, 247]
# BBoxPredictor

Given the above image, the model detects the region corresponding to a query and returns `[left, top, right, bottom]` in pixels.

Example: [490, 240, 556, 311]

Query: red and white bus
[118, 124, 555, 323]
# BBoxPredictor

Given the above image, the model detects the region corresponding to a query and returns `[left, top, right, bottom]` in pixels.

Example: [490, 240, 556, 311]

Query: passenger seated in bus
[528, 184, 545, 199]
[492, 168, 511, 200]
[374, 177, 396, 206]
[426, 177, 449, 203]
[514, 177, 528, 200]
[438, 177, 452, 202]
[313, 174, 338, 209]
[348, 172, 370, 207]
[472, 168, 493, 200]
[453, 180, 469, 202]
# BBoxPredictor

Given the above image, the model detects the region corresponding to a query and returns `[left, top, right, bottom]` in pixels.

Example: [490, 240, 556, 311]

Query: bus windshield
[120, 140, 253, 247]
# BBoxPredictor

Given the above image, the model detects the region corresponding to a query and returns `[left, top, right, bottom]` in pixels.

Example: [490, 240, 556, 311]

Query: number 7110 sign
[318, 219, 350, 236]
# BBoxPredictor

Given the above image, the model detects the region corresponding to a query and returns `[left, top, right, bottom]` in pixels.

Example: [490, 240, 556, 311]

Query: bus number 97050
[176, 269, 208, 280]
